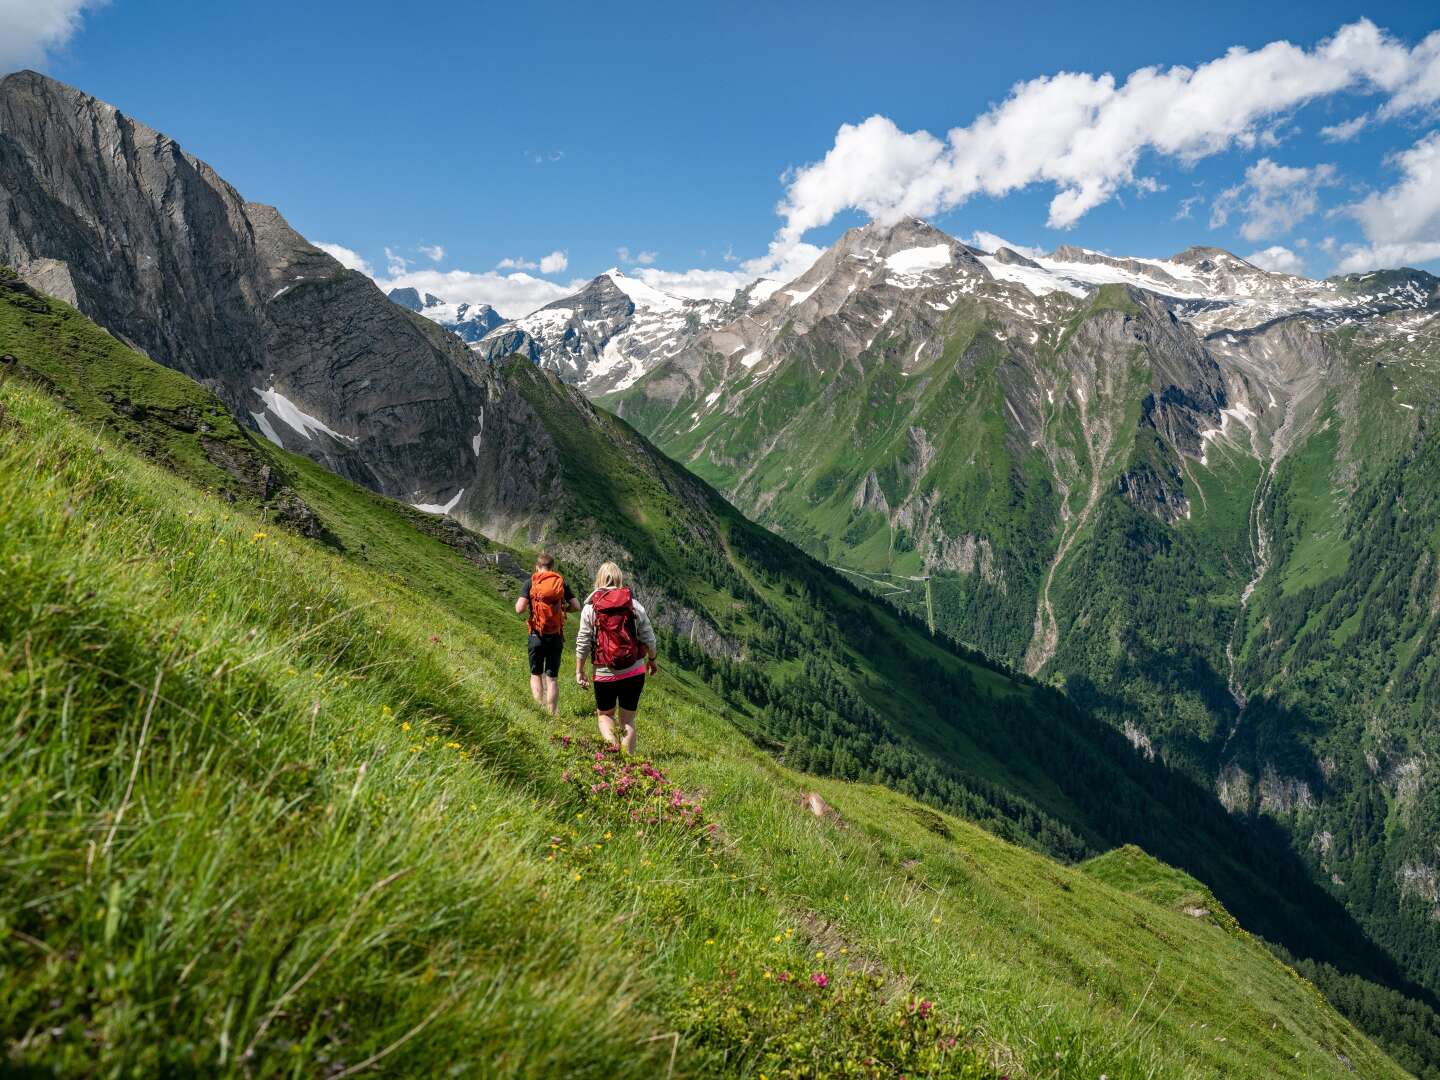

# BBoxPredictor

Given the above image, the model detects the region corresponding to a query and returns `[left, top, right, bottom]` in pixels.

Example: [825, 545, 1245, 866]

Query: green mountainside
[0, 271, 1431, 1075]
[604, 222, 1440, 1014]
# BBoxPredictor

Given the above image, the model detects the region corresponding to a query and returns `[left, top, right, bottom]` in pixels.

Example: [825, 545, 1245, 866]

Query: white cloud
[1245, 245, 1306, 275]
[617, 247, 658, 266]
[1320, 115, 1369, 142]
[311, 241, 373, 276]
[1209, 158, 1336, 241]
[1334, 130, 1440, 273]
[622, 240, 824, 301]
[497, 250, 568, 274]
[377, 268, 584, 320]
[384, 247, 410, 275]
[1174, 194, 1204, 221]
[966, 231, 1044, 259]
[774, 20, 1440, 243]
[419, 244, 445, 262]
[0, 0, 105, 73]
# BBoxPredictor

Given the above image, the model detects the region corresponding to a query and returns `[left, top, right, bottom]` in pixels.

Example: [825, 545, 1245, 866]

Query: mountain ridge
[593, 212, 1440, 1005]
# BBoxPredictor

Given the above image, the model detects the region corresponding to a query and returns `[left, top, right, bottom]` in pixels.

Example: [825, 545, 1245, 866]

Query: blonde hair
[592, 561, 624, 592]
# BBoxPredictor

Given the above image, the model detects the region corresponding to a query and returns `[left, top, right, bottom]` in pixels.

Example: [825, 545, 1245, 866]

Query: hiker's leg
[614, 676, 644, 753]
[597, 707, 620, 747]
[616, 707, 638, 753]
[527, 633, 546, 708]
[541, 636, 563, 716]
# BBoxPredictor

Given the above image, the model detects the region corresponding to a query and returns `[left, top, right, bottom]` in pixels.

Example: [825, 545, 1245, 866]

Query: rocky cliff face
[0, 69, 546, 530]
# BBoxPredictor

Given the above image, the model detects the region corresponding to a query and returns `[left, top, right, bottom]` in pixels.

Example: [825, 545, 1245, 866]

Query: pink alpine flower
[810, 972, 830, 989]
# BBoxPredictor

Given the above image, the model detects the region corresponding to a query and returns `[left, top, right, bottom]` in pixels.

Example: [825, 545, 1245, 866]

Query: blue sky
[5, 0, 1440, 315]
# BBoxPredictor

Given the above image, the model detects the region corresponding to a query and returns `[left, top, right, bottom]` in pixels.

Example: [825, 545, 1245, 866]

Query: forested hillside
[602, 220, 1440, 1011]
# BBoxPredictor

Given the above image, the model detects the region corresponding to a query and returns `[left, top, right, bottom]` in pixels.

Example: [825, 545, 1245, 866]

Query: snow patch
[786, 284, 818, 306]
[252, 386, 356, 443]
[885, 244, 951, 274]
[740, 349, 763, 368]
[748, 279, 784, 304]
[977, 255, 1087, 299]
[603, 269, 682, 311]
[412, 488, 465, 515]
[250, 411, 283, 447]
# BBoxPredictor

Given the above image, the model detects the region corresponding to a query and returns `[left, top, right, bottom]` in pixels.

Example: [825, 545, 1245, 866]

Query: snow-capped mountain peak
[387, 287, 504, 342]
[600, 268, 685, 312]
[473, 271, 738, 394]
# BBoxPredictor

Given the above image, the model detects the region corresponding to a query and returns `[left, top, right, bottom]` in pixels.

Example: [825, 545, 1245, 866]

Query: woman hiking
[574, 562, 658, 752]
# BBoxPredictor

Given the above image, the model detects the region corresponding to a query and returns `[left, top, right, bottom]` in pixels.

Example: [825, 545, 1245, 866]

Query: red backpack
[528, 571, 568, 636]
[592, 587, 641, 668]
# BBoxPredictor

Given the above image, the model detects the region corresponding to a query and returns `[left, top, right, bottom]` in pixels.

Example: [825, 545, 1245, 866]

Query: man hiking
[575, 562, 658, 753]
[515, 553, 581, 716]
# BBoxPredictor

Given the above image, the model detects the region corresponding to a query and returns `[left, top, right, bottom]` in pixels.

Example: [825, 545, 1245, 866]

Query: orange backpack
[528, 570, 567, 636]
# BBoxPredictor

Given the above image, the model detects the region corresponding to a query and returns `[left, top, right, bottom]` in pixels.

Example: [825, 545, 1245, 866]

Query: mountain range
[3, 67, 1440, 1075]
[451, 216, 1440, 1003]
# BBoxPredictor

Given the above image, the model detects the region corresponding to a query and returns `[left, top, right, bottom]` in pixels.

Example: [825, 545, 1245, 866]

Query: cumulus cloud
[1173, 194, 1205, 221]
[376, 268, 584, 320]
[0, 0, 105, 73]
[1245, 245, 1307, 275]
[617, 247, 658, 266]
[419, 244, 445, 262]
[1334, 130, 1440, 273]
[621, 240, 824, 301]
[312, 241, 373, 275]
[497, 250, 568, 274]
[1209, 158, 1336, 241]
[1320, 115, 1369, 142]
[384, 247, 410, 275]
[774, 20, 1440, 245]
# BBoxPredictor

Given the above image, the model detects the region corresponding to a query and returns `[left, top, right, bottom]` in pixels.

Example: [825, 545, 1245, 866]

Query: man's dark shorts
[594, 674, 645, 713]
[528, 632, 563, 678]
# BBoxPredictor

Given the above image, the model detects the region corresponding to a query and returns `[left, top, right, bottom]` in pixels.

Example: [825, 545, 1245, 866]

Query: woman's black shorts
[594, 674, 645, 713]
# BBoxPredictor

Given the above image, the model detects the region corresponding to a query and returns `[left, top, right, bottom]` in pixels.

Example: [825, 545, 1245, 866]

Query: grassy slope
[0, 289, 1406, 1076]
